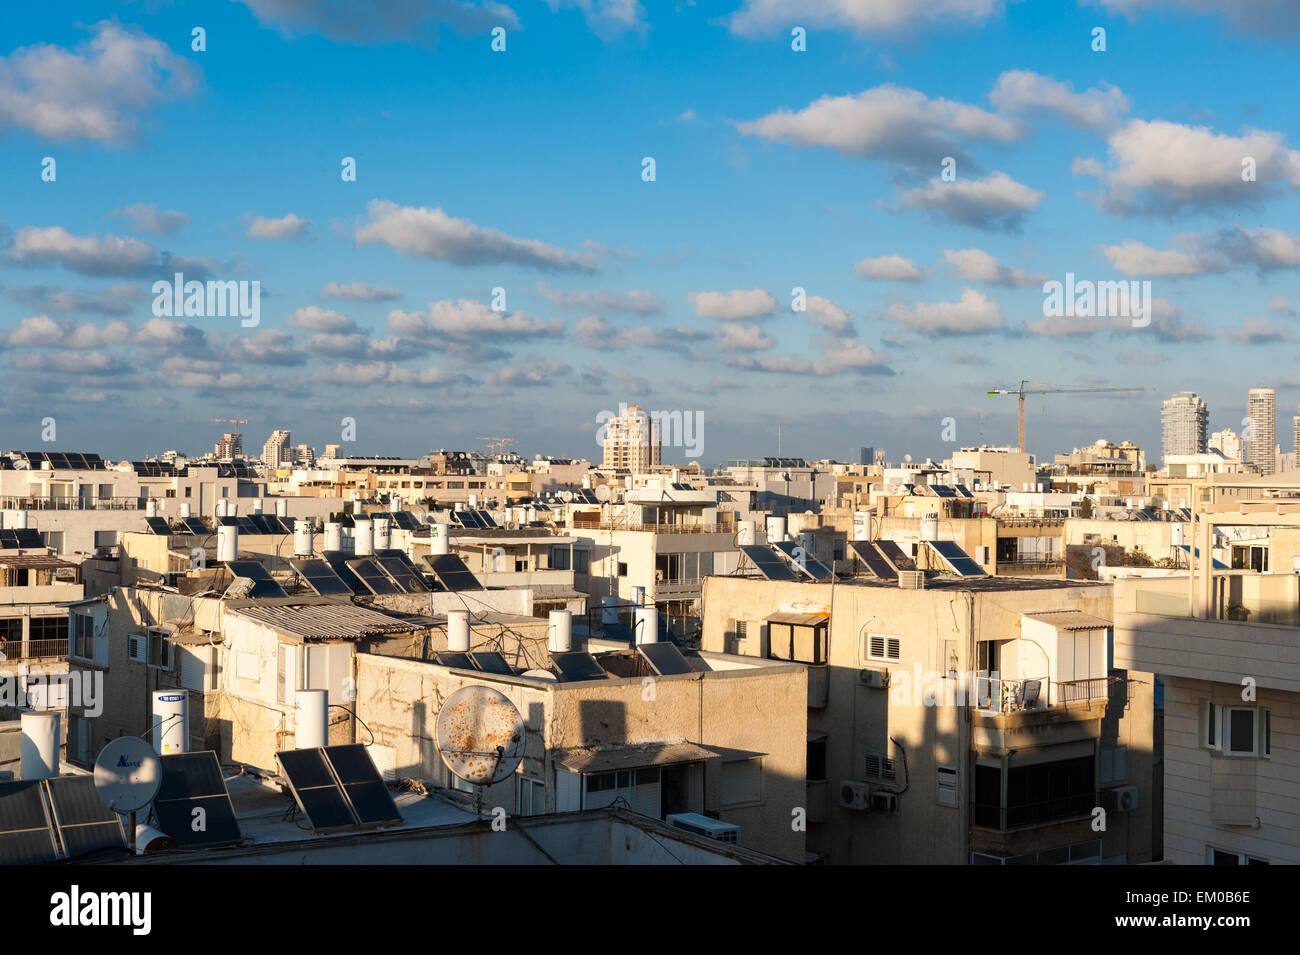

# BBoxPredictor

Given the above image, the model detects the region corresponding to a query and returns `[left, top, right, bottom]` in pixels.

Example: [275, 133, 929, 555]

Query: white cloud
[9, 226, 158, 276]
[942, 248, 1047, 287]
[0, 22, 199, 144]
[1100, 240, 1226, 277]
[886, 287, 1005, 335]
[355, 200, 598, 272]
[853, 254, 926, 281]
[320, 281, 401, 302]
[246, 213, 312, 241]
[388, 298, 565, 340]
[805, 296, 853, 333]
[1268, 294, 1297, 316]
[537, 284, 663, 315]
[287, 306, 356, 333]
[234, 0, 519, 43]
[688, 287, 779, 320]
[900, 172, 1044, 230]
[1101, 227, 1300, 277]
[1095, 0, 1300, 38]
[546, 0, 648, 39]
[716, 322, 775, 352]
[109, 203, 190, 235]
[989, 70, 1128, 132]
[728, 0, 1006, 36]
[1222, 316, 1294, 344]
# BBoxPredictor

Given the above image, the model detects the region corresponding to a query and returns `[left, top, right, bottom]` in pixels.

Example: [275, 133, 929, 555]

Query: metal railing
[0, 496, 145, 511]
[0, 639, 69, 662]
[571, 521, 734, 534]
[975, 675, 1049, 714]
[1055, 676, 1113, 706]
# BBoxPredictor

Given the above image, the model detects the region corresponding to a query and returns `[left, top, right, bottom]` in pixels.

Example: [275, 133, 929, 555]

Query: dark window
[1005, 756, 1095, 828]
[1228, 709, 1255, 754]
[31, 616, 69, 644]
[974, 765, 1002, 828]
[807, 739, 827, 782]
[1212, 848, 1240, 865]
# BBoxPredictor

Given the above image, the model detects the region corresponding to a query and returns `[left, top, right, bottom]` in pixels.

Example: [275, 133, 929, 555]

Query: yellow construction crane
[987, 381, 1154, 452]
[477, 436, 515, 457]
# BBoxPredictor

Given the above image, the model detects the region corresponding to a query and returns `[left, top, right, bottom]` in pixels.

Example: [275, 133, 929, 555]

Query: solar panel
[250, 514, 280, 534]
[637, 641, 693, 676]
[389, 511, 420, 531]
[276, 748, 355, 832]
[152, 751, 244, 850]
[469, 651, 513, 675]
[455, 510, 485, 529]
[14, 528, 42, 548]
[874, 539, 916, 572]
[739, 544, 800, 581]
[347, 558, 402, 595]
[423, 554, 483, 592]
[435, 651, 474, 669]
[376, 555, 430, 593]
[375, 548, 425, 579]
[0, 780, 58, 865]
[322, 551, 364, 592]
[475, 510, 498, 528]
[849, 541, 897, 580]
[926, 539, 986, 577]
[551, 651, 610, 681]
[323, 744, 402, 827]
[291, 559, 353, 596]
[181, 517, 209, 535]
[0, 530, 17, 548]
[143, 516, 172, 535]
[224, 560, 288, 598]
[45, 776, 126, 859]
[772, 540, 835, 581]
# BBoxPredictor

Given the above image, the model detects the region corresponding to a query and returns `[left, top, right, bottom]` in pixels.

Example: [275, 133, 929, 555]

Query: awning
[552, 742, 718, 774]
[1021, 610, 1111, 631]
[765, 611, 829, 627]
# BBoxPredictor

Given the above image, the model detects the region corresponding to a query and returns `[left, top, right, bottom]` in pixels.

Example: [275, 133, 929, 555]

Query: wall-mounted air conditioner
[1107, 786, 1139, 813]
[665, 813, 740, 844]
[840, 780, 872, 811]
[859, 667, 890, 689]
[870, 791, 898, 814]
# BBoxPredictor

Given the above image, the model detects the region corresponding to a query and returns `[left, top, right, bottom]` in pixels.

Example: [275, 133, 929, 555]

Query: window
[184, 487, 191, 497]
[807, 738, 827, 782]
[867, 633, 901, 661]
[734, 620, 748, 641]
[516, 775, 545, 816]
[71, 613, 95, 659]
[721, 757, 763, 807]
[1208, 846, 1269, 865]
[617, 562, 628, 577]
[938, 766, 958, 807]
[128, 630, 172, 669]
[768, 622, 827, 664]
[1204, 703, 1270, 757]
[573, 549, 589, 574]
[30, 616, 70, 645]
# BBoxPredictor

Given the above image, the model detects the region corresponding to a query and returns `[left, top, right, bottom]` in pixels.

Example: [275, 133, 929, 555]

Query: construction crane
[986, 381, 1154, 452]
[211, 417, 249, 436]
[477, 436, 515, 457]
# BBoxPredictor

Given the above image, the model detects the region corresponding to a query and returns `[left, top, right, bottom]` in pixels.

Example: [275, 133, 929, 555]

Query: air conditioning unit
[898, 570, 924, 590]
[839, 780, 873, 811]
[1108, 786, 1139, 813]
[859, 667, 890, 689]
[665, 813, 740, 844]
[870, 791, 898, 814]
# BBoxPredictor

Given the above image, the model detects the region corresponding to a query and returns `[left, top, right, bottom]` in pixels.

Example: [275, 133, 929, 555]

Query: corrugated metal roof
[228, 600, 419, 642]
[765, 611, 829, 626]
[551, 742, 719, 774]
[1022, 610, 1112, 631]
[0, 555, 77, 569]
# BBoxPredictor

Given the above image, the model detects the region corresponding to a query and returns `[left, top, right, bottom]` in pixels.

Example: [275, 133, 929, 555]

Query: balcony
[975, 675, 1049, 715]
[571, 521, 733, 534]
[0, 639, 68, 663]
[0, 496, 145, 511]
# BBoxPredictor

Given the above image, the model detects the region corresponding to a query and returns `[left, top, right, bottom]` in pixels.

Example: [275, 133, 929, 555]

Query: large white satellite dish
[434, 685, 525, 786]
[93, 736, 162, 813]
[594, 485, 611, 503]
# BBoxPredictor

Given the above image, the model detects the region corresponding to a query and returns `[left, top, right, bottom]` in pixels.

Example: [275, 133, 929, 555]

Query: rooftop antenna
[434, 685, 525, 820]
[777, 421, 782, 456]
[92, 736, 162, 855]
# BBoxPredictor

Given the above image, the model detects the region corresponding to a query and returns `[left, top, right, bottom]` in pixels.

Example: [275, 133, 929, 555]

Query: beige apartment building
[700, 572, 1155, 864]
[600, 404, 661, 472]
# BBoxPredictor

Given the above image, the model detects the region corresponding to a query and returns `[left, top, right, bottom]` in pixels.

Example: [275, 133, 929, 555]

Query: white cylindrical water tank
[431, 523, 450, 555]
[373, 517, 390, 550]
[389, 495, 402, 512]
[737, 520, 757, 546]
[134, 826, 178, 855]
[581, 473, 592, 490]
[252, 498, 264, 514]
[766, 516, 787, 543]
[624, 476, 633, 490]
[447, 610, 471, 652]
[294, 519, 313, 556]
[354, 518, 373, 556]
[798, 531, 816, 554]
[324, 521, 342, 552]
[671, 467, 681, 484]
[216, 525, 238, 563]
[635, 606, 659, 645]
[294, 689, 328, 750]
[549, 610, 572, 652]
[215, 499, 228, 518]
[10, 510, 28, 530]
[179, 502, 191, 518]
[151, 690, 188, 755]
[852, 510, 873, 542]
[600, 595, 619, 625]
[275, 498, 288, 518]
[146, 498, 159, 518]
[921, 513, 939, 542]
[19, 710, 59, 780]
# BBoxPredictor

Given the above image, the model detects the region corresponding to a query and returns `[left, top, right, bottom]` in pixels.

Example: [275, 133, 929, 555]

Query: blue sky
[1, 0, 1298, 465]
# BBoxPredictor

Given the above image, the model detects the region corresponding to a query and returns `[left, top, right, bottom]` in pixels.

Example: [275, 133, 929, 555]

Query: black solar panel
[322, 744, 402, 827]
[375, 556, 429, 593]
[0, 530, 18, 548]
[144, 516, 172, 535]
[218, 515, 240, 527]
[773, 540, 835, 581]
[45, 776, 125, 859]
[455, 510, 485, 529]
[551, 651, 610, 681]
[849, 541, 897, 579]
[469, 651, 513, 675]
[14, 528, 42, 548]
[874, 539, 916, 572]
[389, 511, 421, 531]
[475, 510, 498, 528]
[739, 544, 800, 581]
[435, 651, 474, 669]
[279, 747, 402, 832]
[322, 551, 364, 592]
[181, 517, 209, 535]
[291, 559, 353, 596]
[224, 560, 287, 598]
[0, 780, 58, 865]
[347, 558, 402, 595]
[927, 539, 986, 577]
[249, 514, 279, 534]
[637, 641, 693, 676]
[157, 752, 227, 800]
[152, 752, 242, 849]
[423, 554, 483, 592]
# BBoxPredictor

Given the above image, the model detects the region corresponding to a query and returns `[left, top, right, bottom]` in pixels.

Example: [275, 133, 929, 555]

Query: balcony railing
[0, 496, 145, 511]
[0, 639, 69, 662]
[1054, 676, 1114, 707]
[571, 521, 733, 534]
[975, 675, 1049, 714]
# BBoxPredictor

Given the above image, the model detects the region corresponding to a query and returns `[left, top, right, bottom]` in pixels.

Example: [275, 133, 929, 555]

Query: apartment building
[1162, 392, 1209, 459]
[600, 405, 661, 472]
[1245, 388, 1277, 476]
[262, 430, 292, 467]
[700, 571, 1155, 865]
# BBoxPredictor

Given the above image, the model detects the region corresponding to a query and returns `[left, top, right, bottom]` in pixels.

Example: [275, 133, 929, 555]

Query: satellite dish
[521, 668, 559, 682]
[594, 485, 611, 503]
[558, 490, 574, 503]
[435, 685, 525, 786]
[93, 736, 162, 813]
[904, 454, 913, 463]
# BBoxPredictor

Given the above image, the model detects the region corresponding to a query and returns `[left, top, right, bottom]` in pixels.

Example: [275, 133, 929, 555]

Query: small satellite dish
[904, 454, 913, 463]
[93, 736, 162, 813]
[435, 685, 525, 786]
[594, 485, 611, 503]
[521, 668, 559, 682]
[558, 490, 574, 503]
